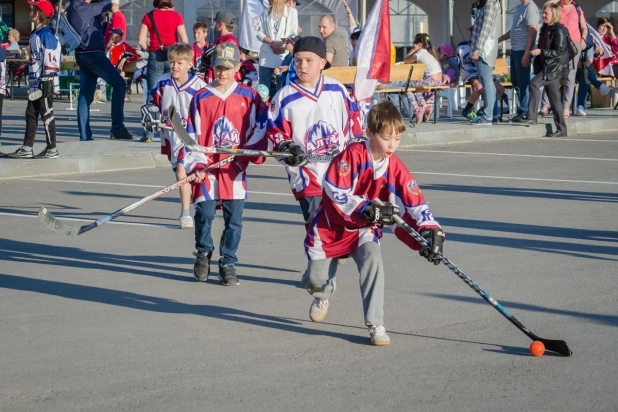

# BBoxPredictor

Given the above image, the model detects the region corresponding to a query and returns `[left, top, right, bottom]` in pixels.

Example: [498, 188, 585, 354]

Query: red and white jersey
[151, 72, 207, 165]
[184, 81, 268, 202]
[267, 75, 364, 200]
[0, 58, 5, 96]
[305, 139, 441, 260]
[191, 42, 207, 68]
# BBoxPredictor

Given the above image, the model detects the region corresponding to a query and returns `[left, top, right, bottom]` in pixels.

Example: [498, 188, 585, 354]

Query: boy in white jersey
[8, 0, 60, 159]
[146, 43, 207, 229]
[267, 36, 363, 228]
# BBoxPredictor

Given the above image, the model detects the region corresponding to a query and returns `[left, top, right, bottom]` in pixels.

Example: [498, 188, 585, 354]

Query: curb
[1, 116, 617, 180]
[402, 116, 618, 146]
[0, 152, 169, 180]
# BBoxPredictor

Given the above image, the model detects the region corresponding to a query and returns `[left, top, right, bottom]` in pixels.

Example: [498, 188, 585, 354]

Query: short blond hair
[367, 101, 406, 135]
[9, 29, 20, 41]
[167, 42, 194, 63]
[543, 3, 561, 25]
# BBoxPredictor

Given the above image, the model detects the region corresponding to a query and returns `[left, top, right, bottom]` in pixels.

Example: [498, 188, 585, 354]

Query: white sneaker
[600, 84, 611, 96]
[179, 214, 194, 229]
[576, 105, 586, 116]
[310, 298, 329, 322]
[368, 325, 391, 346]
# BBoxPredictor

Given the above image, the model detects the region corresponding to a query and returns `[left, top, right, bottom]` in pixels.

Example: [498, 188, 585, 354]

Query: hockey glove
[140, 104, 162, 133]
[279, 141, 308, 167]
[361, 201, 401, 225]
[39, 75, 56, 98]
[419, 228, 445, 265]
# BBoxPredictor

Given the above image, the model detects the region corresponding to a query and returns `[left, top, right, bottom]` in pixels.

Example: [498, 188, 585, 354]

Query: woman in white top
[256, 0, 298, 97]
[404, 33, 443, 123]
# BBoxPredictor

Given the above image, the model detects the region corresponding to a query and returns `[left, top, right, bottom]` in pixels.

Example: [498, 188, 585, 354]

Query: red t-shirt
[104, 11, 127, 45]
[142, 9, 184, 52]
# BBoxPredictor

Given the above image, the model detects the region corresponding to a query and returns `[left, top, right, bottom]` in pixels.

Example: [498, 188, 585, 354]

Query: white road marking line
[398, 149, 618, 162]
[28, 179, 294, 195]
[411, 171, 618, 185]
[530, 138, 618, 143]
[0, 212, 175, 229]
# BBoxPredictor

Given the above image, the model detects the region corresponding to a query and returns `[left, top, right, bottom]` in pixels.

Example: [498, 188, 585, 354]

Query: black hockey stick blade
[535, 337, 572, 356]
[38, 207, 86, 237]
[169, 104, 198, 149]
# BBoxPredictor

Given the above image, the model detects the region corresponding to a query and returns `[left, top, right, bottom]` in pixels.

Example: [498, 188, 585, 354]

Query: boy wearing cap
[437, 43, 459, 85]
[147, 42, 207, 229]
[200, 12, 239, 83]
[267, 36, 363, 228]
[185, 42, 267, 286]
[8, 0, 61, 159]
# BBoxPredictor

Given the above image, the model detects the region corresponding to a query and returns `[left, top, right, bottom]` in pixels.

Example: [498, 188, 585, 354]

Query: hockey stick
[168, 104, 335, 162]
[38, 156, 236, 237]
[374, 199, 573, 356]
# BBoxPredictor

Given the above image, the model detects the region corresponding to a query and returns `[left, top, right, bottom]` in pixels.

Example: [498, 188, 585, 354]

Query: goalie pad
[141, 104, 162, 133]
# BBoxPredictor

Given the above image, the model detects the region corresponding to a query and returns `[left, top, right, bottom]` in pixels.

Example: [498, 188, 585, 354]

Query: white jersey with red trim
[267, 75, 364, 200]
[184, 82, 268, 202]
[0, 57, 5, 96]
[151, 72, 207, 165]
[28, 26, 61, 94]
[305, 139, 441, 260]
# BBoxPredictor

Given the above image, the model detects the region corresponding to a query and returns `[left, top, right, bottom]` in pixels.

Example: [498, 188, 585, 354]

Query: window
[0, 0, 14, 30]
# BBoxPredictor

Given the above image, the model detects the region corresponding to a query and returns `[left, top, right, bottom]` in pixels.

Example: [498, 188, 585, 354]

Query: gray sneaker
[34, 147, 59, 159]
[219, 266, 240, 286]
[368, 325, 391, 346]
[7, 146, 34, 159]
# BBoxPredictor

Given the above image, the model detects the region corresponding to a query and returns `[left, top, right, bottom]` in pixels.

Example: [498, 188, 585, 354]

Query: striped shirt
[510, 1, 539, 52]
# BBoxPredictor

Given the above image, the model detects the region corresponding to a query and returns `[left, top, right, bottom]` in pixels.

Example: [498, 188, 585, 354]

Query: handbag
[149, 10, 169, 59]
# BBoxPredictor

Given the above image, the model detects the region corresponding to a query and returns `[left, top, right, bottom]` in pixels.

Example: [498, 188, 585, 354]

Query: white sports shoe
[368, 325, 391, 346]
[576, 105, 586, 116]
[310, 298, 329, 322]
[600, 84, 611, 96]
[179, 214, 194, 229]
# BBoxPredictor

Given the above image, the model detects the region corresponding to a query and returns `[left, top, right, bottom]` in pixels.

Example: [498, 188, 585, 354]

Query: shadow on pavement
[0, 273, 367, 345]
[422, 293, 617, 327]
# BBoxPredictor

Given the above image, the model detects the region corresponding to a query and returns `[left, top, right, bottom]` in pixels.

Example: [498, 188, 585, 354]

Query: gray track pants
[301, 241, 385, 326]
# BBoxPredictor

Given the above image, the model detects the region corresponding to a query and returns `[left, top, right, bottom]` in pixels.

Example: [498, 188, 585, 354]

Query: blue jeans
[75, 51, 127, 139]
[145, 50, 170, 138]
[195, 199, 245, 268]
[510, 51, 531, 116]
[475, 57, 498, 120]
[142, 77, 149, 105]
[258, 66, 275, 98]
[576, 66, 603, 108]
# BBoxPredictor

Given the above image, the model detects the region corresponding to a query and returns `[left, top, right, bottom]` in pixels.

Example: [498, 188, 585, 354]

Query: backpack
[50, 3, 82, 54]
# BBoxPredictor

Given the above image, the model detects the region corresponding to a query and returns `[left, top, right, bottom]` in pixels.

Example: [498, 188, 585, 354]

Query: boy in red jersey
[186, 42, 267, 286]
[191, 22, 208, 69]
[302, 101, 445, 346]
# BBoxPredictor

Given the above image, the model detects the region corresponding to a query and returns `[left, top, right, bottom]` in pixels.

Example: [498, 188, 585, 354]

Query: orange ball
[529, 341, 545, 357]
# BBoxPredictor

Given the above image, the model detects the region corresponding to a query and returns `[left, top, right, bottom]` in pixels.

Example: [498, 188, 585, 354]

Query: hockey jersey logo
[214, 116, 241, 148]
[337, 160, 350, 177]
[407, 180, 421, 195]
[304, 121, 340, 154]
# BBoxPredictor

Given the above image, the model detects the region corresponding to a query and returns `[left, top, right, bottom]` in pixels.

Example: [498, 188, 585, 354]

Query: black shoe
[519, 118, 538, 125]
[193, 251, 211, 282]
[110, 128, 136, 140]
[548, 131, 567, 137]
[219, 266, 240, 286]
[510, 113, 524, 122]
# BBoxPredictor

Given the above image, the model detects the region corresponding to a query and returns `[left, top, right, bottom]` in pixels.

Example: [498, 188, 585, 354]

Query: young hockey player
[191, 22, 208, 69]
[267, 36, 363, 228]
[8, 0, 60, 159]
[185, 42, 267, 286]
[200, 12, 239, 83]
[302, 101, 445, 346]
[145, 42, 207, 229]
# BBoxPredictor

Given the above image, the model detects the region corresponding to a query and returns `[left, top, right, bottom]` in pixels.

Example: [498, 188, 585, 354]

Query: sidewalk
[1, 87, 617, 180]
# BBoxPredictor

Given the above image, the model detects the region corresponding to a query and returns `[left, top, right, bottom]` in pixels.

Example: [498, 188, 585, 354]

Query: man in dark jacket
[67, 0, 135, 140]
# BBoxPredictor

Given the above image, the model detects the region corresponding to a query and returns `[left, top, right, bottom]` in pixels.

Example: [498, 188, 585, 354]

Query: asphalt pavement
[1, 134, 617, 411]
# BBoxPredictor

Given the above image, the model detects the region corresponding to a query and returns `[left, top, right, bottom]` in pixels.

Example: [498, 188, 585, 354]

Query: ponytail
[413, 33, 439, 61]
